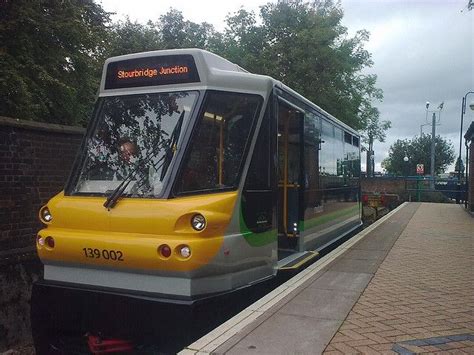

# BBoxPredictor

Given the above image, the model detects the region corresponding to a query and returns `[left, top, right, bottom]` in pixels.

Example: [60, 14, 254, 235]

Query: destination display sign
[104, 54, 200, 90]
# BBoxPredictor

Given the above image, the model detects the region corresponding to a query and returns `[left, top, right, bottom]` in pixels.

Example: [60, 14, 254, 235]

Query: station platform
[180, 203, 474, 354]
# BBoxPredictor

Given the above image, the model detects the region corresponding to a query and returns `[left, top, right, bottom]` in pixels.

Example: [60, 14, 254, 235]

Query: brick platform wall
[361, 177, 407, 196]
[0, 116, 84, 254]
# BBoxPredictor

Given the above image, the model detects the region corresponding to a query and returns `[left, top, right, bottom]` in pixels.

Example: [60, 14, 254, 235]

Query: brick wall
[0, 116, 84, 255]
[361, 177, 407, 196]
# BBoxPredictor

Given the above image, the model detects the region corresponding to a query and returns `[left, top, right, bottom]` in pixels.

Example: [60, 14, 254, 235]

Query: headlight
[191, 214, 206, 231]
[40, 206, 53, 223]
[179, 245, 191, 258]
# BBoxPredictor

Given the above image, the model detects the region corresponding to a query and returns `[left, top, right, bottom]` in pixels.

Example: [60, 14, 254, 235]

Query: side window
[335, 127, 343, 177]
[320, 119, 335, 177]
[344, 132, 352, 144]
[245, 106, 271, 190]
[242, 99, 274, 233]
[176, 92, 262, 193]
[352, 136, 359, 147]
[303, 111, 322, 221]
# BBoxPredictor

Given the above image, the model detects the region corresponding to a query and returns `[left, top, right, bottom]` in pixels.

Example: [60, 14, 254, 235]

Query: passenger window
[344, 132, 352, 144]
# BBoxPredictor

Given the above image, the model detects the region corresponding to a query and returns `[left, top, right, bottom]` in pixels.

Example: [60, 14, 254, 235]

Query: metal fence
[404, 176, 468, 204]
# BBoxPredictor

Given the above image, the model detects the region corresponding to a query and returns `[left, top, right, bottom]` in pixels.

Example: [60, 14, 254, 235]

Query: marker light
[158, 244, 171, 258]
[191, 214, 206, 231]
[37, 236, 45, 246]
[40, 206, 53, 223]
[179, 246, 191, 258]
[45, 236, 55, 249]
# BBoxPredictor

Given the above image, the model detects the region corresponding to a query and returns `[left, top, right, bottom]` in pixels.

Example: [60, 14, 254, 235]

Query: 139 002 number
[82, 248, 124, 261]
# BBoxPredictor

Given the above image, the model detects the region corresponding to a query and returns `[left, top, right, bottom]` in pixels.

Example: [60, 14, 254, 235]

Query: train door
[277, 99, 304, 254]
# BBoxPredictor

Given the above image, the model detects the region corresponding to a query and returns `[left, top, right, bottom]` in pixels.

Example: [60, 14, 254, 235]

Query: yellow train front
[31, 49, 362, 353]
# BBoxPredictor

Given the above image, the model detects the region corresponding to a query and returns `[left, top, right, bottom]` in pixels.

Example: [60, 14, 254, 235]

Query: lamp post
[403, 156, 409, 192]
[457, 91, 474, 203]
[425, 101, 443, 189]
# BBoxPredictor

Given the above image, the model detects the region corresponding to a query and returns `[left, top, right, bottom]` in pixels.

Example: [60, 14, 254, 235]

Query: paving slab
[327, 256, 381, 274]
[341, 248, 388, 261]
[279, 288, 362, 320]
[308, 271, 373, 292]
[226, 313, 341, 355]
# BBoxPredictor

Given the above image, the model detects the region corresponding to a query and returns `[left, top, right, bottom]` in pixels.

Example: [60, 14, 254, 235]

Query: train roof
[99, 48, 359, 136]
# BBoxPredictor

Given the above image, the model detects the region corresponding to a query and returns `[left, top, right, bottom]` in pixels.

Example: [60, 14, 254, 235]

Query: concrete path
[181, 203, 473, 354]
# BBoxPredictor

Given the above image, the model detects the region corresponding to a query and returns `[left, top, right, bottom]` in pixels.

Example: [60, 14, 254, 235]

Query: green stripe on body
[239, 200, 277, 247]
[302, 204, 360, 231]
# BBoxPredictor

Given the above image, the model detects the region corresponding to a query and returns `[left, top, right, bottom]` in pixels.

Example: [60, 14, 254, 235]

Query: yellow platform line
[279, 251, 319, 270]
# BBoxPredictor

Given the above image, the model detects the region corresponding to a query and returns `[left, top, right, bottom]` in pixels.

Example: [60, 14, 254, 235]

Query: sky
[99, 0, 474, 172]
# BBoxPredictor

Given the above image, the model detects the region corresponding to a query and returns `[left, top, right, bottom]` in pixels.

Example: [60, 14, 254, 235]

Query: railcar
[31, 48, 361, 353]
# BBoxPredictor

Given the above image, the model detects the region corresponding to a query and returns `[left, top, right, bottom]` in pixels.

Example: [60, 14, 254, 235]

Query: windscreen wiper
[103, 142, 167, 210]
[103, 110, 185, 210]
[160, 110, 185, 181]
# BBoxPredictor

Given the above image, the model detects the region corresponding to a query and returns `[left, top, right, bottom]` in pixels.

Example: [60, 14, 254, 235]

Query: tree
[0, 0, 111, 125]
[157, 9, 217, 50]
[216, 8, 267, 73]
[382, 135, 455, 176]
[1, 0, 385, 135]
[218, 0, 383, 131]
[105, 19, 161, 58]
[104, 10, 219, 60]
[362, 106, 391, 177]
[467, 0, 473, 11]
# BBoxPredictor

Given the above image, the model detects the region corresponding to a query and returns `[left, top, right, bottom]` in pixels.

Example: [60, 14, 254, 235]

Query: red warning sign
[416, 164, 424, 175]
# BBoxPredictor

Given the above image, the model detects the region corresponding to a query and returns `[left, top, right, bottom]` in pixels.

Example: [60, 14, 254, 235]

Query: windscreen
[68, 91, 198, 197]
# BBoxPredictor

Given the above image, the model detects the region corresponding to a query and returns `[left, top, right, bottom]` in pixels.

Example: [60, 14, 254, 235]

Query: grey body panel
[45, 263, 273, 298]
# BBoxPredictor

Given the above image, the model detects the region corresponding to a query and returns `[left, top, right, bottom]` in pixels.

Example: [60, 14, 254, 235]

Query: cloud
[342, 0, 473, 171]
[100, 0, 473, 172]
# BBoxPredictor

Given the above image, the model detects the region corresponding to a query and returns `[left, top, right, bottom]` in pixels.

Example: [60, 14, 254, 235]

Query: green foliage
[0, 0, 111, 125]
[1, 0, 385, 134]
[362, 107, 391, 146]
[217, 9, 267, 72]
[157, 9, 216, 50]
[103, 10, 218, 61]
[216, 0, 383, 130]
[454, 156, 465, 173]
[105, 19, 160, 57]
[363, 106, 391, 177]
[382, 135, 456, 176]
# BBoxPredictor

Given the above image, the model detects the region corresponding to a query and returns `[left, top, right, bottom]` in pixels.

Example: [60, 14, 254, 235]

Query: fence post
[416, 176, 421, 202]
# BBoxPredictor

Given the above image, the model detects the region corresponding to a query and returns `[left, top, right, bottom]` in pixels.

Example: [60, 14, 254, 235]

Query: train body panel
[39, 191, 237, 273]
[38, 189, 278, 297]
[98, 49, 275, 99]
